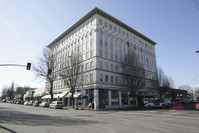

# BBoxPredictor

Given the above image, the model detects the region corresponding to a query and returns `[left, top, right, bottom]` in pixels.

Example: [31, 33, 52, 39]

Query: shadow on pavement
[0, 109, 101, 127]
[0, 125, 17, 133]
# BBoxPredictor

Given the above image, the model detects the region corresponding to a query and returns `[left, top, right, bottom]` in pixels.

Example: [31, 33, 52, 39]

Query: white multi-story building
[45, 7, 158, 109]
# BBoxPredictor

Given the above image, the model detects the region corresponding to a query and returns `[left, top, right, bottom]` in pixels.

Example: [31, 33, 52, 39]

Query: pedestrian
[88, 102, 92, 111]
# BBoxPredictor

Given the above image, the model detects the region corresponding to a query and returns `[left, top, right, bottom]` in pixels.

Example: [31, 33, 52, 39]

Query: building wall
[46, 10, 158, 109]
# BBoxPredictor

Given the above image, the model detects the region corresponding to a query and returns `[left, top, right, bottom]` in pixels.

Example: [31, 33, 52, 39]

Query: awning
[33, 92, 44, 97]
[73, 92, 81, 98]
[33, 88, 46, 97]
[56, 91, 69, 98]
[23, 94, 28, 98]
[65, 93, 72, 98]
[41, 95, 51, 99]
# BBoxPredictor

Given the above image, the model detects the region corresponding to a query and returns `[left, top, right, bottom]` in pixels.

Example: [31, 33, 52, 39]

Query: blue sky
[0, 0, 199, 94]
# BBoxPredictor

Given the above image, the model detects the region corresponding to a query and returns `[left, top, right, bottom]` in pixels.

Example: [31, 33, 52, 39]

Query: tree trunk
[72, 91, 74, 108]
[50, 81, 53, 103]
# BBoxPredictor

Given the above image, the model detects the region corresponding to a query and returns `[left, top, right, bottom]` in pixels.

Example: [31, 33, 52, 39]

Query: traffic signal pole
[0, 63, 31, 70]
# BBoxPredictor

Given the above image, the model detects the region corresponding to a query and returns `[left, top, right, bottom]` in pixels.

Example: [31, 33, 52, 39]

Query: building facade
[45, 7, 158, 109]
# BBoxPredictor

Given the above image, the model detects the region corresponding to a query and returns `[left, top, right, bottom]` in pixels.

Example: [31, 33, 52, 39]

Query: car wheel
[147, 105, 151, 109]
[163, 105, 166, 109]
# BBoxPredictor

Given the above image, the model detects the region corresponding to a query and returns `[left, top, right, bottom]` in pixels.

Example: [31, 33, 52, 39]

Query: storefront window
[111, 90, 119, 105]
[122, 91, 128, 105]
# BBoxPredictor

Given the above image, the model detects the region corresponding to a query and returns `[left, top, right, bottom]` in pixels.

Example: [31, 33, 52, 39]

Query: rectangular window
[99, 38, 103, 46]
[90, 61, 94, 69]
[85, 75, 89, 83]
[118, 29, 121, 34]
[110, 53, 113, 60]
[83, 43, 86, 51]
[114, 27, 117, 33]
[115, 65, 118, 72]
[115, 55, 118, 62]
[105, 75, 109, 82]
[86, 41, 89, 48]
[99, 61, 103, 69]
[81, 64, 84, 72]
[82, 53, 85, 60]
[110, 42, 113, 51]
[109, 24, 112, 30]
[99, 19, 103, 25]
[111, 76, 114, 83]
[110, 64, 114, 71]
[86, 52, 89, 59]
[90, 49, 94, 57]
[105, 40, 108, 48]
[105, 51, 108, 59]
[99, 49, 103, 57]
[86, 63, 89, 71]
[90, 73, 94, 81]
[78, 45, 82, 52]
[111, 90, 119, 105]
[104, 22, 108, 27]
[116, 77, 119, 84]
[90, 39, 94, 47]
[99, 74, 103, 82]
[81, 76, 84, 83]
[105, 62, 109, 70]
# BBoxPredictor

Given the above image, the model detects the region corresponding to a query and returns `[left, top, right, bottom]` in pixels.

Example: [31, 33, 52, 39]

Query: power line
[0, 43, 40, 54]
[158, 28, 199, 44]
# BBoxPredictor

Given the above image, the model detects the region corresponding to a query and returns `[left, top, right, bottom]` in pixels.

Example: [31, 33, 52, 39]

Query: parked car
[39, 101, 49, 108]
[33, 100, 42, 107]
[2, 99, 6, 103]
[170, 100, 181, 105]
[144, 100, 155, 109]
[49, 101, 63, 109]
[184, 99, 193, 104]
[16, 100, 24, 104]
[144, 102, 154, 109]
[27, 100, 34, 106]
[153, 98, 171, 109]
[24, 101, 29, 105]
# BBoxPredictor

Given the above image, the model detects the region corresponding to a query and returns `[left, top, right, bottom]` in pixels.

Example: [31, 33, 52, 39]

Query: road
[0, 103, 199, 133]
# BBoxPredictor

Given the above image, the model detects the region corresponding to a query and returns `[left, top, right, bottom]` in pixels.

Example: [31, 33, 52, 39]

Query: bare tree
[0, 82, 15, 101]
[178, 85, 192, 93]
[33, 47, 59, 102]
[15, 87, 29, 100]
[60, 53, 81, 108]
[157, 67, 174, 98]
[122, 50, 146, 106]
[195, 87, 199, 99]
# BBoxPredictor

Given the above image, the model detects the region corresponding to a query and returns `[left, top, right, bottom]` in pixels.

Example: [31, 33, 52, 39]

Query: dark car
[33, 101, 42, 107]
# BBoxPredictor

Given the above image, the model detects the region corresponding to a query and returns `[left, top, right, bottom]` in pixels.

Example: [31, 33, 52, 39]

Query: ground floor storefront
[42, 88, 142, 110]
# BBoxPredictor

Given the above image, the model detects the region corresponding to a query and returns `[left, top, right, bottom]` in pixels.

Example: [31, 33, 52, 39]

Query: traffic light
[26, 63, 31, 70]
[48, 69, 52, 75]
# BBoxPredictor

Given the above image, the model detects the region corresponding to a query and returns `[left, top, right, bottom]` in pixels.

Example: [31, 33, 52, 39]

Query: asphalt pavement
[0, 103, 199, 133]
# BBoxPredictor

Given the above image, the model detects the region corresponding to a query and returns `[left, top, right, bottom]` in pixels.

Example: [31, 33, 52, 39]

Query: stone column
[94, 89, 99, 110]
[109, 90, 112, 106]
[119, 91, 122, 105]
[128, 92, 130, 105]
[68, 97, 70, 106]
[82, 89, 86, 109]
